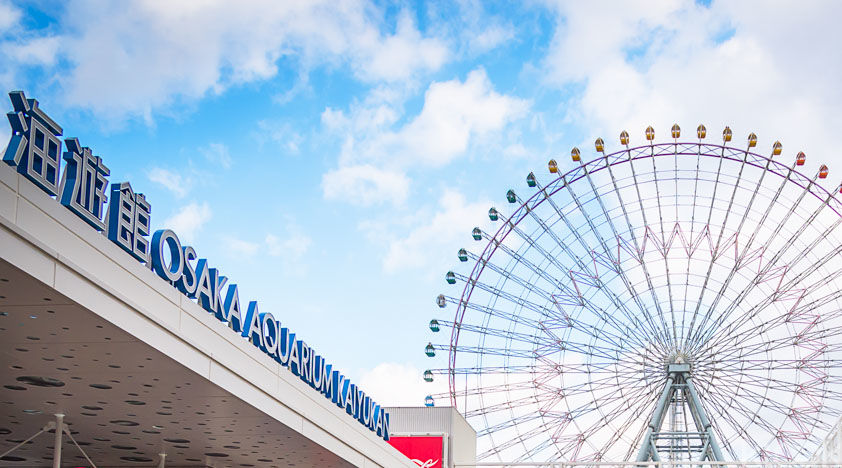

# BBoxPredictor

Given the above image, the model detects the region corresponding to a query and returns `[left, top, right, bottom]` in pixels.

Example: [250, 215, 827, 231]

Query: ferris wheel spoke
[512, 433, 558, 462]
[558, 154, 671, 349]
[560, 383, 656, 453]
[698, 233, 842, 351]
[616, 147, 679, 347]
[492, 203, 663, 351]
[454, 244, 652, 354]
[476, 412, 545, 437]
[691, 172, 841, 347]
[445, 380, 539, 400]
[705, 372, 803, 423]
[708, 380, 825, 458]
[601, 148, 683, 349]
[699, 323, 842, 362]
[698, 386, 771, 458]
[448, 270, 553, 319]
[684, 144, 776, 330]
[463, 394, 547, 419]
[678, 140, 706, 347]
[479, 418, 561, 460]
[439, 295, 565, 334]
[439, 318, 638, 362]
[685, 148, 781, 350]
[431, 317, 555, 348]
[522, 177, 670, 349]
[429, 365, 546, 379]
[680, 142, 729, 348]
[649, 141, 679, 344]
[684, 143, 754, 349]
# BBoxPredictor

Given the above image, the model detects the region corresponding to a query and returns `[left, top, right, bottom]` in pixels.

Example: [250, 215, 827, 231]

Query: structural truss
[426, 125, 842, 463]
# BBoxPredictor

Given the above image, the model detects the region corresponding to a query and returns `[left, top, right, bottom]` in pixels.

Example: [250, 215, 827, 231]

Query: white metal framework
[426, 125, 842, 464]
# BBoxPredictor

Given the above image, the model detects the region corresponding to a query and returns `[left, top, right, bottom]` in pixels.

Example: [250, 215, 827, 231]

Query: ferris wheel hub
[664, 350, 694, 373]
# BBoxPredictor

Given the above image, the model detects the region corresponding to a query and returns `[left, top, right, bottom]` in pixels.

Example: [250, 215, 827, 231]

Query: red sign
[387, 435, 444, 468]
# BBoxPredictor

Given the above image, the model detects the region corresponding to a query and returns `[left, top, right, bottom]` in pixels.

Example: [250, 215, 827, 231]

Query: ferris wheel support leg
[636, 374, 675, 462]
[684, 375, 725, 462]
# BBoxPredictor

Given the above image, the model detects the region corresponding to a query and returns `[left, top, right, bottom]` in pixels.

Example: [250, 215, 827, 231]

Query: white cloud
[383, 189, 490, 272]
[224, 236, 260, 256]
[541, 1, 842, 167]
[147, 167, 190, 198]
[341, 69, 529, 168]
[1, 36, 60, 66]
[265, 232, 311, 259]
[199, 142, 232, 169]
[163, 202, 212, 243]
[352, 11, 448, 82]
[256, 120, 303, 155]
[447, 0, 515, 55]
[0, 1, 20, 32]
[322, 165, 410, 206]
[358, 362, 448, 407]
[468, 23, 515, 54]
[223, 225, 312, 266]
[6, 1, 449, 121]
[322, 70, 528, 205]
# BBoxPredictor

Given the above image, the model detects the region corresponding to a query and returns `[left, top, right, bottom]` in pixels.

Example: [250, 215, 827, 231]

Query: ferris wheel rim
[447, 140, 842, 401]
[428, 125, 842, 462]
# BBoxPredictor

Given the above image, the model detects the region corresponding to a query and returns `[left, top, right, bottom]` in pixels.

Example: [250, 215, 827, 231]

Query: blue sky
[2, 0, 842, 405]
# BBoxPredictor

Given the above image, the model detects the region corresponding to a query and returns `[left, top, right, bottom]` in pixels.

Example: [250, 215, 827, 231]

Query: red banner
[387, 435, 444, 468]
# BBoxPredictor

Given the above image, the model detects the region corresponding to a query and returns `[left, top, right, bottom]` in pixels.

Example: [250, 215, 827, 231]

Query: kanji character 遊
[60, 138, 110, 231]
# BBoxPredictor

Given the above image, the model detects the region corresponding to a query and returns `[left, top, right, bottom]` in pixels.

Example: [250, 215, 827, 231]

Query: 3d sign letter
[60, 138, 110, 231]
[107, 182, 152, 262]
[3, 91, 63, 196]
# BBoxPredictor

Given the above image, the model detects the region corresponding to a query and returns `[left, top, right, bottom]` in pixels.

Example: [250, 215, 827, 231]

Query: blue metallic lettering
[354, 387, 365, 420]
[4, 91, 63, 196]
[288, 338, 301, 375]
[212, 271, 227, 318]
[361, 395, 372, 426]
[106, 182, 151, 263]
[375, 406, 384, 436]
[312, 355, 325, 390]
[193, 259, 214, 310]
[259, 312, 278, 355]
[175, 246, 198, 295]
[344, 382, 356, 416]
[382, 412, 390, 441]
[370, 404, 380, 431]
[276, 328, 293, 366]
[298, 341, 311, 383]
[241, 301, 262, 349]
[222, 284, 243, 331]
[60, 138, 108, 230]
[320, 363, 333, 396]
[331, 371, 345, 406]
[151, 230, 183, 283]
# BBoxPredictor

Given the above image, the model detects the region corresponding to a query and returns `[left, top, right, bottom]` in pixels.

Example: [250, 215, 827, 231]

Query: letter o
[151, 229, 184, 283]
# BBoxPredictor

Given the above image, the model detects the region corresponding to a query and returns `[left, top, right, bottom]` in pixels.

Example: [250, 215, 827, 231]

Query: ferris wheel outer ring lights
[432, 125, 840, 460]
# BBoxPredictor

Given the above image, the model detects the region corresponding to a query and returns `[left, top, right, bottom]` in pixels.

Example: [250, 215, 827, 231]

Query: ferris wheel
[424, 125, 842, 463]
